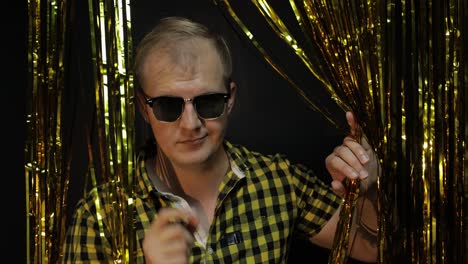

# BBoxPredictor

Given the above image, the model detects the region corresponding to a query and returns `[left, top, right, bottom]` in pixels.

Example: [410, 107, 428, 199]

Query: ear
[226, 81, 237, 114]
[136, 89, 150, 123]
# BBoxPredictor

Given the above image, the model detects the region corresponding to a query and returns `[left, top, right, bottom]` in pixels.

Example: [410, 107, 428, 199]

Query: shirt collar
[135, 140, 252, 199]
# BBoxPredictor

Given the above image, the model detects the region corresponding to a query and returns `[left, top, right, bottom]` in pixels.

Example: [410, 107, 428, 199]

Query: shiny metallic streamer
[213, 0, 340, 129]
[382, 1, 466, 263]
[215, 0, 466, 263]
[87, 0, 136, 262]
[216, 1, 381, 262]
[26, 0, 68, 263]
[26, 0, 135, 262]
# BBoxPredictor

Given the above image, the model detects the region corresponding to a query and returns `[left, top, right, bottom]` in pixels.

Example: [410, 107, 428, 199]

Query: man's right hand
[142, 208, 198, 264]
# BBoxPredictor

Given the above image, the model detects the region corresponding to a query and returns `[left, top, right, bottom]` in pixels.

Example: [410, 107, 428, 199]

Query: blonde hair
[134, 16, 232, 87]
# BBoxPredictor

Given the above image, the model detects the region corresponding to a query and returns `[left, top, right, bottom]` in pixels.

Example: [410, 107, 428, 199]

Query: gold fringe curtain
[214, 0, 466, 263]
[26, 0, 68, 262]
[26, 0, 135, 262]
[86, 0, 136, 261]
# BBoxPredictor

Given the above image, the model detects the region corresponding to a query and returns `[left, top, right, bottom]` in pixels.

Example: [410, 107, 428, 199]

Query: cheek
[205, 118, 228, 139]
[150, 122, 173, 145]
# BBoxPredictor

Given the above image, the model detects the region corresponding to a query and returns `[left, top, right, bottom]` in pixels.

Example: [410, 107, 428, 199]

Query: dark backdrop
[8, 0, 28, 261]
[10, 0, 365, 262]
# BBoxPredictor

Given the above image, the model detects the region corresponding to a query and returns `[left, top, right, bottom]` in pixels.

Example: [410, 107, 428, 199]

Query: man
[62, 16, 378, 263]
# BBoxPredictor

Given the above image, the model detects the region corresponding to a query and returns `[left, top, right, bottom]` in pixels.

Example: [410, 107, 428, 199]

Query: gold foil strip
[245, 1, 381, 262]
[26, 0, 466, 262]
[87, 0, 135, 262]
[216, 0, 466, 263]
[213, 0, 340, 128]
[26, 0, 68, 263]
[26, 0, 135, 262]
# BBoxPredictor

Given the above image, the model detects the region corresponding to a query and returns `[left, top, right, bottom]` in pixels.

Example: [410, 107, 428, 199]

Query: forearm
[348, 183, 378, 262]
[311, 188, 378, 262]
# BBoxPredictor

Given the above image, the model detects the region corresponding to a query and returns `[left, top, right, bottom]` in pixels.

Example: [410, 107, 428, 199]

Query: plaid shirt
[62, 141, 341, 263]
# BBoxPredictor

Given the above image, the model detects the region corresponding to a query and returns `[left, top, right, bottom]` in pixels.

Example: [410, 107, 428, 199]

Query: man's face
[140, 39, 235, 169]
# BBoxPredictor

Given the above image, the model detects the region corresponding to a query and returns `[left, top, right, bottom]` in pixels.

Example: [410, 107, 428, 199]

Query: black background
[9, 0, 367, 262]
[7, 0, 28, 261]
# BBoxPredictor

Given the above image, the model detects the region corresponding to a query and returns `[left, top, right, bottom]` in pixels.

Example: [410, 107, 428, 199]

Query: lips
[178, 135, 207, 144]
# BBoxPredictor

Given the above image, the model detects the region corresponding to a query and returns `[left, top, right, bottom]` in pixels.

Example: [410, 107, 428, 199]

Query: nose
[178, 100, 202, 130]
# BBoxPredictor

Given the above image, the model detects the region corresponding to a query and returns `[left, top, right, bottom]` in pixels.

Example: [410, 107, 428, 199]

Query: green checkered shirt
[62, 141, 341, 263]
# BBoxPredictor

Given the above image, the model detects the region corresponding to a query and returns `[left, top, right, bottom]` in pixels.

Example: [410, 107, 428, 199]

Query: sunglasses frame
[144, 92, 231, 122]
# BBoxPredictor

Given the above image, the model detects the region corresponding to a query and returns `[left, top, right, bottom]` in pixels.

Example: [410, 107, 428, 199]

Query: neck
[155, 146, 229, 201]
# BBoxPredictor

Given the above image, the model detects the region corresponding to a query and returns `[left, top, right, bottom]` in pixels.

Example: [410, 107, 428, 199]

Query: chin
[171, 144, 206, 162]
[175, 142, 222, 167]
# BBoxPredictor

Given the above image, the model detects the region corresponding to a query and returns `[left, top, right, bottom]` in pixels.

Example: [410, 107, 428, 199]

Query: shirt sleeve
[61, 191, 115, 263]
[289, 161, 341, 238]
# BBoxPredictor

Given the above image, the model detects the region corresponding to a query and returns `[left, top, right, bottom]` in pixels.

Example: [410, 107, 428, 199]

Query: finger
[346, 111, 359, 137]
[332, 145, 367, 179]
[152, 208, 196, 232]
[162, 222, 195, 241]
[185, 213, 199, 233]
[143, 217, 194, 264]
[360, 135, 372, 150]
[160, 240, 191, 264]
[331, 180, 346, 197]
[326, 153, 359, 180]
[343, 137, 370, 165]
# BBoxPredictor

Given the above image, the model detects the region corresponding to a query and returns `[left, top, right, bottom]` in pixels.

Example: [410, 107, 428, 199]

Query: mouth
[179, 135, 207, 145]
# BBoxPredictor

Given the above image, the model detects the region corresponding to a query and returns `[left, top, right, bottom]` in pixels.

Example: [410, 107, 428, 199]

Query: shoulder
[71, 141, 153, 218]
[225, 140, 281, 162]
[225, 140, 312, 175]
[70, 181, 125, 219]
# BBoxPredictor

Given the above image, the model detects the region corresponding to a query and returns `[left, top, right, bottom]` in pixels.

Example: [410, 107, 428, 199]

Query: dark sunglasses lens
[194, 94, 227, 119]
[153, 97, 184, 122]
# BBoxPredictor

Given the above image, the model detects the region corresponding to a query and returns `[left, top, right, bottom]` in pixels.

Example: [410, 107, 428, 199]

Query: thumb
[346, 111, 360, 138]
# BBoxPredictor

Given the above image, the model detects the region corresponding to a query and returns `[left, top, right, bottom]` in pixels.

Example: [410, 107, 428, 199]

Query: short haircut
[133, 16, 232, 87]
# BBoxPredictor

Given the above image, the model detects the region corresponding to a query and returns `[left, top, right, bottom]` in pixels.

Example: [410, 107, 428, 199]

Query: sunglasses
[145, 93, 231, 122]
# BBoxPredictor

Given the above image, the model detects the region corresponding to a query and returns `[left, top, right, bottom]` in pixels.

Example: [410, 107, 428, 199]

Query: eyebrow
[146, 91, 230, 100]
[140, 77, 231, 99]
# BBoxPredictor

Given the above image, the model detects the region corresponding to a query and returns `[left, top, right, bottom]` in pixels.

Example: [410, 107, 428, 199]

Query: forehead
[141, 38, 225, 94]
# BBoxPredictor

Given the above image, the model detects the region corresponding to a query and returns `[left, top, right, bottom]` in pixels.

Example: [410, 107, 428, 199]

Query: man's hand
[325, 112, 379, 197]
[320, 111, 379, 262]
[143, 208, 198, 264]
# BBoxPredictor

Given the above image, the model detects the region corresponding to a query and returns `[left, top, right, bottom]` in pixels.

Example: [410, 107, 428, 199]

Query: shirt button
[207, 247, 214, 254]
